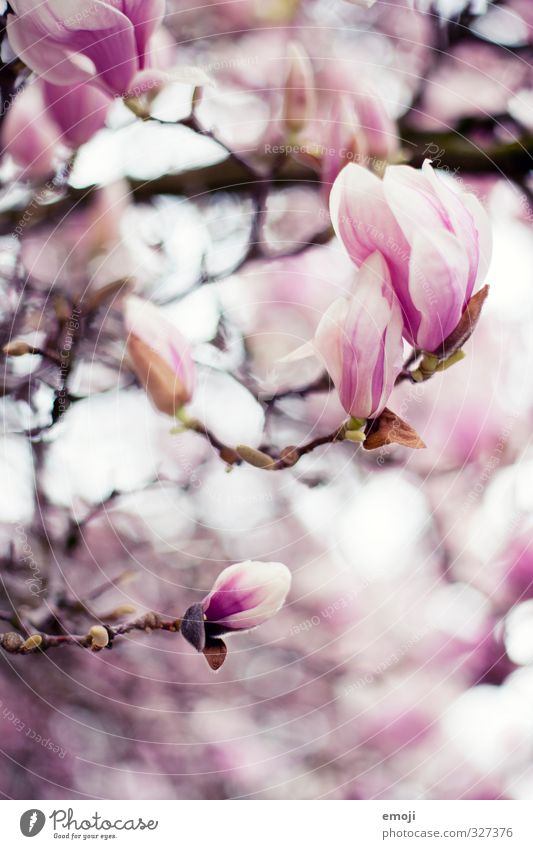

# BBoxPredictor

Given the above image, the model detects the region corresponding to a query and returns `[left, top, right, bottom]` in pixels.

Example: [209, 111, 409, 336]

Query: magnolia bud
[284, 253, 403, 420]
[237, 445, 276, 469]
[123, 295, 195, 417]
[202, 560, 292, 632]
[282, 42, 316, 134]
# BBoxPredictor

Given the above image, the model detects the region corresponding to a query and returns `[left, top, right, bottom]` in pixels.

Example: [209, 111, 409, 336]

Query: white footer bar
[3, 800, 533, 848]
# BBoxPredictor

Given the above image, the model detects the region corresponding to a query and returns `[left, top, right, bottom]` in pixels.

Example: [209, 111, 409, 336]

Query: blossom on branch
[181, 561, 292, 669]
[330, 159, 492, 353]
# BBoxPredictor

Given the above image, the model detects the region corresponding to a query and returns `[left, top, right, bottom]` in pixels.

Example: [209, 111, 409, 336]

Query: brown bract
[203, 639, 228, 671]
[364, 408, 426, 451]
[433, 285, 490, 360]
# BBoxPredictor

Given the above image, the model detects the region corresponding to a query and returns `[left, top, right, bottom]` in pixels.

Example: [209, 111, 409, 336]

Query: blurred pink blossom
[7, 0, 166, 95]
[123, 294, 196, 416]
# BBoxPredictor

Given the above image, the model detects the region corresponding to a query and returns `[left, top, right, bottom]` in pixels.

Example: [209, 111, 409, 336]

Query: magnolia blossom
[330, 160, 492, 352]
[202, 560, 291, 630]
[7, 0, 165, 95]
[286, 252, 404, 420]
[181, 560, 291, 656]
[123, 295, 195, 416]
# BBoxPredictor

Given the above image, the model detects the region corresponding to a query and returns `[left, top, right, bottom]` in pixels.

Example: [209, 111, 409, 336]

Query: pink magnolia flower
[181, 560, 291, 659]
[202, 560, 291, 630]
[330, 160, 492, 353]
[7, 0, 166, 96]
[286, 252, 404, 420]
[123, 295, 195, 416]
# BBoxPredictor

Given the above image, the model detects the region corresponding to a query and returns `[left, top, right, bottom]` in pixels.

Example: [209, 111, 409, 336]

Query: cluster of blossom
[124, 160, 492, 435]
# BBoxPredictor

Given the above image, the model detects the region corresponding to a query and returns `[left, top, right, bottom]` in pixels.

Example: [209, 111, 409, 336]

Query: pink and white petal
[352, 85, 398, 160]
[7, 15, 96, 85]
[169, 334, 196, 398]
[461, 192, 493, 291]
[312, 296, 349, 392]
[383, 163, 452, 242]
[340, 253, 396, 417]
[421, 160, 482, 293]
[330, 163, 404, 267]
[10, 0, 61, 27]
[408, 228, 470, 352]
[375, 291, 404, 415]
[124, 296, 190, 374]
[66, 21, 139, 94]
[43, 80, 110, 147]
[280, 340, 316, 363]
[52, 0, 129, 32]
[124, 0, 166, 63]
[1, 81, 64, 178]
[202, 561, 291, 630]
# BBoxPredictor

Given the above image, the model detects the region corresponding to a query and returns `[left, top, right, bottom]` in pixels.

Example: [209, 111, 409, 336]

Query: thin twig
[0, 612, 181, 655]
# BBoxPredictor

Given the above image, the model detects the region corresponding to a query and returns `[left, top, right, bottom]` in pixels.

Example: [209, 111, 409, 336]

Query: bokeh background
[1, 0, 533, 800]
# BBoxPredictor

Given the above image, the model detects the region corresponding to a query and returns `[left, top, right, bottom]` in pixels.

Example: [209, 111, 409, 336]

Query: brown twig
[0, 612, 181, 655]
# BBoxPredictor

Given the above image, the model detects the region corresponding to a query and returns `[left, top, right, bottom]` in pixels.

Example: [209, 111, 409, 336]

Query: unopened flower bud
[180, 561, 292, 665]
[2, 632, 24, 653]
[88, 625, 109, 649]
[236, 445, 276, 469]
[322, 96, 368, 200]
[284, 253, 403, 420]
[202, 560, 292, 632]
[3, 340, 33, 357]
[22, 634, 43, 651]
[282, 42, 316, 135]
[123, 295, 195, 417]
